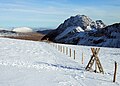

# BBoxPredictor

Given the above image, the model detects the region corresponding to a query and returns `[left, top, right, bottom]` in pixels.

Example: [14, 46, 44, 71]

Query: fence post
[61, 46, 62, 52]
[63, 46, 65, 53]
[59, 45, 60, 51]
[74, 50, 75, 59]
[56, 44, 57, 49]
[70, 48, 72, 57]
[57, 45, 59, 51]
[113, 61, 117, 82]
[82, 52, 84, 64]
[66, 47, 68, 55]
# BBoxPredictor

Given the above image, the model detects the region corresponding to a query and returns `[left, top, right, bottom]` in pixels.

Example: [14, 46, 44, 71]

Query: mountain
[42, 15, 106, 41]
[42, 15, 120, 48]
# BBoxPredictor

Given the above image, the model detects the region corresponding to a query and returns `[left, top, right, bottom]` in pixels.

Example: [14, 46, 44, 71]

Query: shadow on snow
[35, 61, 84, 71]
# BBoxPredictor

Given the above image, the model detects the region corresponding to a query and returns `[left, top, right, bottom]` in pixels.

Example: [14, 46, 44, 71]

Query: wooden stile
[85, 48, 104, 74]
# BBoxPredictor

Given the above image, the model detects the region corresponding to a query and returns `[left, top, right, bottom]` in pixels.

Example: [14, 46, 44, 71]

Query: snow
[0, 37, 120, 86]
[55, 26, 84, 40]
[86, 26, 92, 31]
[12, 27, 33, 33]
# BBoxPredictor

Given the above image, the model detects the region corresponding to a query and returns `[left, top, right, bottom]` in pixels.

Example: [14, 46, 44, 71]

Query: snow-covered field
[0, 37, 120, 86]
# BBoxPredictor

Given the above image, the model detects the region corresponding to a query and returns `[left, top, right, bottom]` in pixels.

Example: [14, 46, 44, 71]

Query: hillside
[0, 30, 45, 41]
[0, 38, 120, 86]
[42, 15, 120, 48]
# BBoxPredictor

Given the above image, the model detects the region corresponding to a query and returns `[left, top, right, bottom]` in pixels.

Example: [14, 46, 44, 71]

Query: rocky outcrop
[96, 20, 106, 29]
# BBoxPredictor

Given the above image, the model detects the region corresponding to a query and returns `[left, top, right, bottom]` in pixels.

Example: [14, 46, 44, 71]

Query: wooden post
[55, 44, 56, 49]
[82, 52, 84, 64]
[63, 46, 65, 53]
[58, 45, 59, 51]
[61, 46, 62, 52]
[113, 61, 117, 82]
[56, 44, 57, 49]
[66, 47, 68, 55]
[74, 50, 75, 59]
[70, 48, 72, 57]
[59, 45, 60, 51]
[57, 45, 58, 50]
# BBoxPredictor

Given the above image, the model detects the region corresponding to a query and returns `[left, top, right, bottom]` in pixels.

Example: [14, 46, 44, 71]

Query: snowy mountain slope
[0, 38, 120, 86]
[55, 26, 84, 40]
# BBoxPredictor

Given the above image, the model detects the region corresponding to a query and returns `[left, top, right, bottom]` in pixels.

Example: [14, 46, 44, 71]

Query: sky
[0, 0, 120, 29]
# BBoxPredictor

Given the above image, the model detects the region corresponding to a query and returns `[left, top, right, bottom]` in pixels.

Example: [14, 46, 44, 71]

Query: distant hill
[0, 29, 45, 41]
[42, 15, 120, 48]
[12, 27, 33, 33]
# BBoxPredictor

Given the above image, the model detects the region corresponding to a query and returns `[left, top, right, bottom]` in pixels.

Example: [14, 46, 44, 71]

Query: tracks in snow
[0, 60, 84, 72]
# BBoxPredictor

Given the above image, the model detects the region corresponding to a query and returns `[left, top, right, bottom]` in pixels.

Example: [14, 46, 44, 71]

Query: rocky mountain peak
[96, 20, 106, 29]
[61, 15, 93, 30]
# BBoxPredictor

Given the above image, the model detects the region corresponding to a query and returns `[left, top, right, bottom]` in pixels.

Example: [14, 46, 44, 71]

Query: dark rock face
[77, 23, 120, 48]
[41, 29, 59, 41]
[101, 23, 120, 38]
